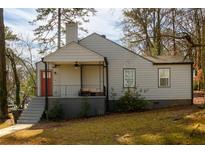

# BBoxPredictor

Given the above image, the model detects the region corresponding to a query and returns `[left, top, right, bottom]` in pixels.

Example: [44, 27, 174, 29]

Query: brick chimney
[66, 22, 78, 44]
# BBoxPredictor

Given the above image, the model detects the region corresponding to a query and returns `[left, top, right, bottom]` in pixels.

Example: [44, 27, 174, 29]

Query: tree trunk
[172, 9, 176, 54]
[57, 8, 61, 49]
[0, 8, 8, 119]
[156, 8, 161, 55]
[195, 9, 202, 69]
[202, 18, 205, 103]
[145, 25, 151, 56]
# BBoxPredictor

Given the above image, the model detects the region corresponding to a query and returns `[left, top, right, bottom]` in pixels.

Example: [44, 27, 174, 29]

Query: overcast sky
[4, 8, 124, 61]
[4, 8, 124, 43]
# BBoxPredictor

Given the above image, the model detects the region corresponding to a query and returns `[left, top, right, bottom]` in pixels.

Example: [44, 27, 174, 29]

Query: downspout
[104, 57, 109, 112]
[191, 63, 194, 105]
[41, 58, 48, 120]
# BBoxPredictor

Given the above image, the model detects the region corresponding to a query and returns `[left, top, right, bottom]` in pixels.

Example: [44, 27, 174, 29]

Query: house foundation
[48, 96, 106, 119]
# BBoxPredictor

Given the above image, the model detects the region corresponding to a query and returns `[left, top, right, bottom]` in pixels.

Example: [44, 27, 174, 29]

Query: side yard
[0, 105, 205, 144]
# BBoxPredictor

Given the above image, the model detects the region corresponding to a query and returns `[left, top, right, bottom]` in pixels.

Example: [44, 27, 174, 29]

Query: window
[123, 68, 136, 88]
[42, 71, 51, 79]
[158, 68, 170, 88]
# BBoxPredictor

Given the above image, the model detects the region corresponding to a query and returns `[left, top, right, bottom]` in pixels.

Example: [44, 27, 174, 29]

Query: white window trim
[158, 68, 171, 88]
[123, 68, 136, 88]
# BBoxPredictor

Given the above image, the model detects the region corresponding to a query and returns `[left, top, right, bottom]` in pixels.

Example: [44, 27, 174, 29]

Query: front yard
[0, 105, 205, 144]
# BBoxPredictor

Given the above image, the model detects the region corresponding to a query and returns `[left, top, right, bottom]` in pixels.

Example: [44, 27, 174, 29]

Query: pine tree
[30, 8, 96, 53]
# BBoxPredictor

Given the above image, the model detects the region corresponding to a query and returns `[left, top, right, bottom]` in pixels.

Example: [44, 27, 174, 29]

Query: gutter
[153, 62, 194, 65]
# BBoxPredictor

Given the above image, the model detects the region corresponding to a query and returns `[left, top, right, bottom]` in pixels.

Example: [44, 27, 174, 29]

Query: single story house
[18, 23, 193, 123]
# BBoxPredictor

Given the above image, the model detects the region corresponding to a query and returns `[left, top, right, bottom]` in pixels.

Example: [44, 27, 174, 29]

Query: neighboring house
[34, 23, 193, 119]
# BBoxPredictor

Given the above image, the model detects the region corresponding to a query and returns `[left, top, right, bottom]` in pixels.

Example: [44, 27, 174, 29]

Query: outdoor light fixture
[53, 64, 60, 68]
[74, 61, 80, 69]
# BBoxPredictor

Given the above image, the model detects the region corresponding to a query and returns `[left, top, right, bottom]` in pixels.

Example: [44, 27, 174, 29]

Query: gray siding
[79, 33, 192, 100]
[44, 42, 104, 63]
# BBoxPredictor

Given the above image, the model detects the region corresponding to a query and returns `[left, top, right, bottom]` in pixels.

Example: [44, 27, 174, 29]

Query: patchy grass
[0, 106, 205, 144]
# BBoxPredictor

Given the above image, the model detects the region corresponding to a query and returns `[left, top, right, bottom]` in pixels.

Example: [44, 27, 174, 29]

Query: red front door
[41, 71, 52, 96]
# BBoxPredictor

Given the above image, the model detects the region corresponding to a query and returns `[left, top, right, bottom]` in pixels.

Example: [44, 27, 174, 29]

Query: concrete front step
[23, 108, 44, 111]
[18, 116, 41, 121]
[25, 103, 45, 107]
[27, 101, 45, 104]
[17, 97, 45, 124]
[17, 119, 39, 124]
[22, 110, 44, 114]
[28, 103, 45, 106]
[25, 106, 45, 109]
[21, 112, 44, 117]
[28, 101, 45, 103]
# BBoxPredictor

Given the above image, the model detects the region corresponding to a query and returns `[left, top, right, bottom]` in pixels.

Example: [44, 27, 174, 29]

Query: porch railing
[53, 84, 104, 97]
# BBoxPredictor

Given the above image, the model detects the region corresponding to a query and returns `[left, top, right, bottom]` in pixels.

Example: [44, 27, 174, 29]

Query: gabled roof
[80, 33, 193, 65]
[43, 41, 104, 63]
[79, 33, 154, 63]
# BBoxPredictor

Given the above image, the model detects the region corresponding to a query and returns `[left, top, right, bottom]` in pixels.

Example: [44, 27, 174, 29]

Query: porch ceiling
[43, 42, 104, 63]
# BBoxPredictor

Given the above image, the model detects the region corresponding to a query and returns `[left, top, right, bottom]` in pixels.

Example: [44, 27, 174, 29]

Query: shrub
[48, 102, 64, 120]
[80, 97, 90, 117]
[117, 87, 150, 112]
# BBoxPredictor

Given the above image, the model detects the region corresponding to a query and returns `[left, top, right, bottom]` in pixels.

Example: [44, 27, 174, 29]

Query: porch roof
[43, 42, 104, 63]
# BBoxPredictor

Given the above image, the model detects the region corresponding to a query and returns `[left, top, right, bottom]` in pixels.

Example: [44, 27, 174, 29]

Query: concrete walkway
[0, 124, 33, 138]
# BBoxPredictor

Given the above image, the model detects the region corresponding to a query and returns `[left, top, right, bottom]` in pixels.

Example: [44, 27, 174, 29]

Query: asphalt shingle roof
[143, 55, 193, 64]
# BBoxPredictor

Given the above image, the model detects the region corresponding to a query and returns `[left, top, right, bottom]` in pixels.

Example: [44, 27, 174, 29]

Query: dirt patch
[194, 91, 205, 105]
[31, 121, 65, 130]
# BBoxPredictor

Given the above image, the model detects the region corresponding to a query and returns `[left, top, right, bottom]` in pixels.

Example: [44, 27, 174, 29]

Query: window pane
[160, 78, 168, 87]
[124, 69, 135, 87]
[159, 69, 169, 78]
[47, 72, 51, 78]
[42, 71, 51, 79]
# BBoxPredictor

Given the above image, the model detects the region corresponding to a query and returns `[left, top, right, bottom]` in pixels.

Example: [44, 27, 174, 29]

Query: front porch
[37, 41, 109, 99]
[50, 62, 106, 97]
[36, 42, 109, 118]
[37, 61, 108, 118]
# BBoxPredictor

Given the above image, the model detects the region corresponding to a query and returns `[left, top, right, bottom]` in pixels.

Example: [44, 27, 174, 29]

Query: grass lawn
[0, 105, 205, 144]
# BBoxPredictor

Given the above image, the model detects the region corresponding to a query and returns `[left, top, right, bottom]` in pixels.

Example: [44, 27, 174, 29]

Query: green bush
[80, 97, 90, 117]
[48, 102, 64, 120]
[117, 87, 150, 112]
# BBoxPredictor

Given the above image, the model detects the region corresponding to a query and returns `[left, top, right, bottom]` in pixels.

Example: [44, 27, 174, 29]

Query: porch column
[42, 58, 48, 120]
[80, 65, 83, 94]
[104, 57, 109, 112]
[102, 64, 105, 95]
